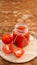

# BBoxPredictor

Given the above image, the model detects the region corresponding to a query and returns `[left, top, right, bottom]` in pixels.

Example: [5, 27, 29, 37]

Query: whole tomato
[2, 34, 13, 44]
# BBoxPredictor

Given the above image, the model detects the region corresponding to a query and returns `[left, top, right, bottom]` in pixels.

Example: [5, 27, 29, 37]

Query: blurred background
[0, 0, 37, 65]
[0, 0, 37, 38]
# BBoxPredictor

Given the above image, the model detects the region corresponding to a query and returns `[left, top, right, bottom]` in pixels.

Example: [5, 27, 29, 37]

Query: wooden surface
[0, 0, 37, 65]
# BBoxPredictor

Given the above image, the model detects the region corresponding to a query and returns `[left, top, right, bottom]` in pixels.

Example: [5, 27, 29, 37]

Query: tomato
[13, 47, 24, 58]
[14, 35, 28, 48]
[2, 44, 13, 54]
[2, 34, 13, 44]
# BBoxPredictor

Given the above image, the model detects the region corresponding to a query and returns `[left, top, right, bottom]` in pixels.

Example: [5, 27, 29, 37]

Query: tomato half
[2, 44, 13, 54]
[13, 47, 24, 58]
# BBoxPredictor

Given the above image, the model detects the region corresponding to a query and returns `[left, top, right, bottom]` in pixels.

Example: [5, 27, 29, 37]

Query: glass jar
[13, 23, 30, 48]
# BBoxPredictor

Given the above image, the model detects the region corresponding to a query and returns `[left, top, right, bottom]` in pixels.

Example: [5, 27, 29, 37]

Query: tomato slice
[13, 47, 24, 58]
[2, 34, 13, 44]
[2, 44, 13, 54]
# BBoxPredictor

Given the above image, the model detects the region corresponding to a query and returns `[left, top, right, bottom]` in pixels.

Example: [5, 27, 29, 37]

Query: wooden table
[0, 0, 37, 65]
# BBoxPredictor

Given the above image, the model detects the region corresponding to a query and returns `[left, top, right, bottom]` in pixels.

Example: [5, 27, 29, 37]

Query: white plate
[0, 35, 37, 63]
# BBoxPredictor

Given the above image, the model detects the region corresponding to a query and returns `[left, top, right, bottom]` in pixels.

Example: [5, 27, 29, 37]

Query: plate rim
[0, 52, 37, 63]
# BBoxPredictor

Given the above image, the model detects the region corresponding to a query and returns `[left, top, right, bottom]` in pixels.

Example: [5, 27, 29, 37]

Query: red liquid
[17, 26, 26, 31]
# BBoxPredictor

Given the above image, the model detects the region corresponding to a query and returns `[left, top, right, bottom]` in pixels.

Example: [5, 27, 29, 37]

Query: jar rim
[14, 23, 28, 33]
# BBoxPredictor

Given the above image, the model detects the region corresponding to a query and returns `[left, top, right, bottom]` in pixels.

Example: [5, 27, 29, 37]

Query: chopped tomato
[2, 34, 13, 44]
[2, 44, 13, 54]
[14, 34, 28, 48]
[13, 47, 24, 58]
